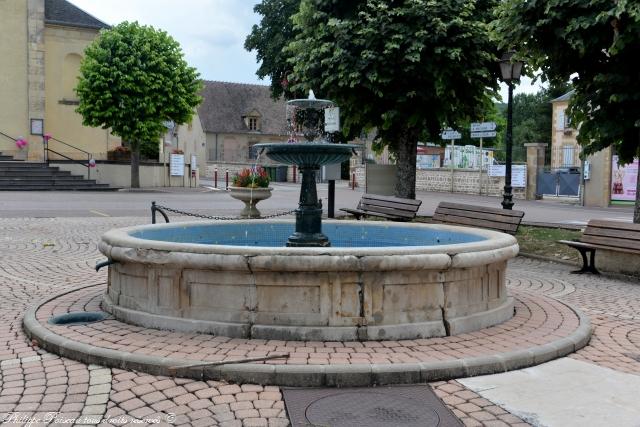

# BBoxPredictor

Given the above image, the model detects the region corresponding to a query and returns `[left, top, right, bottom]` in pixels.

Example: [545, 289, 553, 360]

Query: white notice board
[487, 164, 526, 187]
[324, 107, 340, 132]
[170, 154, 185, 176]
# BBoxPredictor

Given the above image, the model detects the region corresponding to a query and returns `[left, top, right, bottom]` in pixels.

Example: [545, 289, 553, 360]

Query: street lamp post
[499, 52, 523, 210]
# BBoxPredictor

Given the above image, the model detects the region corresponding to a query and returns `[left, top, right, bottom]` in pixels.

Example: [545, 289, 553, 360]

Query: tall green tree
[247, 0, 501, 199]
[76, 21, 201, 188]
[495, 1, 640, 221]
[505, 82, 572, 162]
[289, 0, 502, 199]
[245, 0, 301, 99]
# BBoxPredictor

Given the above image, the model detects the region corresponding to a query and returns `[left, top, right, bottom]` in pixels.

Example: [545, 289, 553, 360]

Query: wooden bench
[432, 202, 525, 235]
[340, 193, 422, 221]
[559, 219, 640, 274]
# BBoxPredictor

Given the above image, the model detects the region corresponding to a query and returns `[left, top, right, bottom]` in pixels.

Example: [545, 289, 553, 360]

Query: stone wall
[350, 164, 526, 199]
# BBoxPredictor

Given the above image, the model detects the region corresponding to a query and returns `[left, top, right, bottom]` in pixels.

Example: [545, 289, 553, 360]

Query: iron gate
[537, 169, 581, 197]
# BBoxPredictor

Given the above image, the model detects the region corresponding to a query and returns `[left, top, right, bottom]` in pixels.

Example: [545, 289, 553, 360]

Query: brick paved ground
[35, 287, 580, 366]
[1, 217, 639, 426]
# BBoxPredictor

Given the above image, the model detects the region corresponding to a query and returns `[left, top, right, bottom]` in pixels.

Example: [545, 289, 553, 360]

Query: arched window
[62, 53, 82, 101]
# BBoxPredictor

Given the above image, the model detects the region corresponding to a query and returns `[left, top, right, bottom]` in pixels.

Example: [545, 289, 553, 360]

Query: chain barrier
[151, 201, 296, 224]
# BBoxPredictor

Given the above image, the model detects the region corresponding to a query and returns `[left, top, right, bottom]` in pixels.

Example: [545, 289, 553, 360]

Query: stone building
[198, 81, 288, 164]
[550, 91, 639, 207]
[0, 0, 122, 161]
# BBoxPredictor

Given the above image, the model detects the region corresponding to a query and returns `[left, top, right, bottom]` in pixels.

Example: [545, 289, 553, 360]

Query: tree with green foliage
[247, 0, 501, 199]
[245, 0, 301, 99]
[76, 21, 201, 188]
[503, 82, 572, 162]
[495, 1, 640, 221]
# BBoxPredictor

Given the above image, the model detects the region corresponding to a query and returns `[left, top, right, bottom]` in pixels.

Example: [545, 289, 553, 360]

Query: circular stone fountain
[99, 220, 518, 341]
[98, 91, 518, 341]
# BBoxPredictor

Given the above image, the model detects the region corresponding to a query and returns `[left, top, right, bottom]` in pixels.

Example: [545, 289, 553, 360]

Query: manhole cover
[283, 386, 463, 427]
[48, 311, 108, 326]
[306, 392, 439, 426]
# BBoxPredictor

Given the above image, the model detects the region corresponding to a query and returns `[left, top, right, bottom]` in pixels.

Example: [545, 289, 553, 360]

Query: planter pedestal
[228, 187, 273, 218]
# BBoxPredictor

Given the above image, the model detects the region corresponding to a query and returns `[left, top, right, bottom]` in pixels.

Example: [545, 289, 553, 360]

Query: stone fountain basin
[99, 220, 519, 341]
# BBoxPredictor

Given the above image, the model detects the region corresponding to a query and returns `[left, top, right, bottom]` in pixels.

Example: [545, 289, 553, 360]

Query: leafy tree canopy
[283, 0, 501, 198]
[76, 21, 201, 186]
[494, 0, 640, 164]
[245, 0, 301, 99]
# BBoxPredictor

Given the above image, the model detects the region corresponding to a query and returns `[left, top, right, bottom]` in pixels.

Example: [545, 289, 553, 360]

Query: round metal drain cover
[48, 311, 108, 326]
[305, 392, 440, 427]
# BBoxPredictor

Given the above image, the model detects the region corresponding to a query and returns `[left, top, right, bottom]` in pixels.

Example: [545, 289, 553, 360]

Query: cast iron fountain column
[255, 90, 357, 247]
[287, 165, 329, 247]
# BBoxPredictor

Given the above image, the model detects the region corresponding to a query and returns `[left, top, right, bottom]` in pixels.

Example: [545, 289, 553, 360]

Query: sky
[68, 0, 543, 101]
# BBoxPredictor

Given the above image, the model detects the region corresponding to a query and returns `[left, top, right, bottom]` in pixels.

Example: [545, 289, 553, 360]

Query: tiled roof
[198, 81, 287, 135]
[45, 0, 110, 30]
[550, 90, 574, 103]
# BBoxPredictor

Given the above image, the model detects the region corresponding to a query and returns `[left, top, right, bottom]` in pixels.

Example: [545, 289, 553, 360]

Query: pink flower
[15, 138, 28, 149]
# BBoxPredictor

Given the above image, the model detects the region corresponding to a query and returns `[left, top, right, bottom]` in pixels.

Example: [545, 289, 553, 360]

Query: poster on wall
[611, 155, 638, 202]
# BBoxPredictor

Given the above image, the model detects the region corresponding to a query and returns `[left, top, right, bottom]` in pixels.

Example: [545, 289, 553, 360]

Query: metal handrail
[45, 136, 93, 180]
[46, 148, 94, 180]
[0, 130, 18, 142]
[49, 136, 91, 155]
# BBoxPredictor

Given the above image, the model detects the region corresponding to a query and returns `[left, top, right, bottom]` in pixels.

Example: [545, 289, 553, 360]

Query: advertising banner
[611, 156, 638, 201]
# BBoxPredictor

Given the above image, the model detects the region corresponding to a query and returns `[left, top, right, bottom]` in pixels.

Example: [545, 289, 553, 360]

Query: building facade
[198, 81, 288, 165]
[0, 0, 120, 161]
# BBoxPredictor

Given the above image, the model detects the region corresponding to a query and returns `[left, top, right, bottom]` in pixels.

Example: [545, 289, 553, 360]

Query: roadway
[0, 180, 633, 225]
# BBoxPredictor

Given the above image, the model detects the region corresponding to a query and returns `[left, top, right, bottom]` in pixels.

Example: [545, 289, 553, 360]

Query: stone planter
[107, 151, 131, 162]
[228, 186, 273, 218]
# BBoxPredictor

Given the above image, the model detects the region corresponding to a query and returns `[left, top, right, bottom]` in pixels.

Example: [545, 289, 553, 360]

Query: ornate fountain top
[287, 89, 334, 110]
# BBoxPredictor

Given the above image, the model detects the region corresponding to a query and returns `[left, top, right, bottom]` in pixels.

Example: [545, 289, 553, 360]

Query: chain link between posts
[152, 203, 297, 221]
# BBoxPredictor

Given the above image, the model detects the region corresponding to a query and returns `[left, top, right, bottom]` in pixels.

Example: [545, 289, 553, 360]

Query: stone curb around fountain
[23, 284, 592, 387]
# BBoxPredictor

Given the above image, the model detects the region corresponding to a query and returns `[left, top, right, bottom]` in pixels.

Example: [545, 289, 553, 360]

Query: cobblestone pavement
[35, 286, 579, 366]
[1, 217, 639, 426]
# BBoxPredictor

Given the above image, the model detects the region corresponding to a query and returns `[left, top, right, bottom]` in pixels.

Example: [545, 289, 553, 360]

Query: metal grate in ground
[282, 385, 464, 427]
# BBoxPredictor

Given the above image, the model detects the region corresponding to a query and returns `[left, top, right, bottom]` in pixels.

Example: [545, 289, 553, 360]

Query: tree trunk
[394, 128, 419, 199]
[130, 144, 140, 188]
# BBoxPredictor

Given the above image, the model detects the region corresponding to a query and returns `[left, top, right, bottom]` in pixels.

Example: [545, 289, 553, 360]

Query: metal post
[502, 81, 514, 210]
[225, 169, 229, 189]
[151, 201, 157, 224]
[352, 172, 356, 190]
[478, 137, 483, 195]
[328, 179, 335, 218]
[214, 168, 218, 188]
[42, 135, 49, 166]
[450, 139, 455, 192]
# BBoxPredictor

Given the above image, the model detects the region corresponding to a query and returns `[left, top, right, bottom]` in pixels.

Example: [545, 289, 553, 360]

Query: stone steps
[0, 153, 119, 191]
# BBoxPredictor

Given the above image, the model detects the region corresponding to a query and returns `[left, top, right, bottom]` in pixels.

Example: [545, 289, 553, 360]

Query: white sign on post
[170, 154, 185, 176]
[470, 122, 496, 132]
[441, 128, 462, 140]
[470, 131, 497, 138]
[324, 107, 340, 132]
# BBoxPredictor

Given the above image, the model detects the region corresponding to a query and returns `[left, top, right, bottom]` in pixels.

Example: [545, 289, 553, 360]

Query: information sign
[487, 164, 526, 187]
[470, 131, 497, 139]
[170, 154, 185, 176]
[441, 129, 462, 140]
[470, 122, 496, 132]
[324, 107, 340, 132]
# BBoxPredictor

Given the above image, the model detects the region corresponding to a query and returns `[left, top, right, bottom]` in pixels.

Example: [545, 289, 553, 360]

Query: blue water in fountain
[130, 223, 486, 248]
